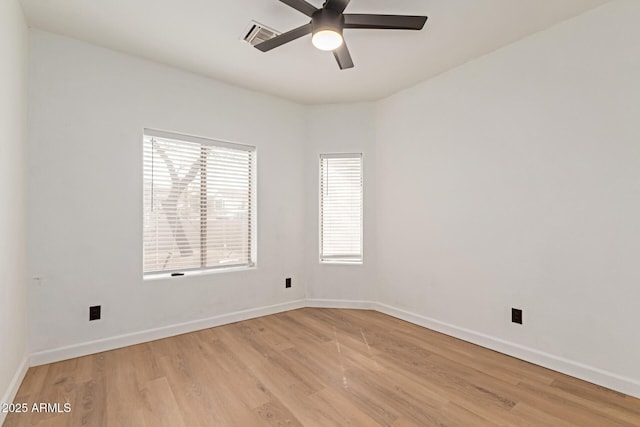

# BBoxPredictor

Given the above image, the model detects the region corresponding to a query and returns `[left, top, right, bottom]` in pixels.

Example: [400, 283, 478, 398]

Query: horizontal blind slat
[320, 154, 363, 263]
[143, 132, 255, 274]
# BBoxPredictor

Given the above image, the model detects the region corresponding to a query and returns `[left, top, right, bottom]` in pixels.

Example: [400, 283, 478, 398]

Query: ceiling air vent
[243, 21, 280, 46]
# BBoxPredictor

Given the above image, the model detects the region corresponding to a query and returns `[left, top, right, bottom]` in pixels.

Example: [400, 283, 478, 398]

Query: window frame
[319, 153, 364, 265]
[142, 128, 257, 278]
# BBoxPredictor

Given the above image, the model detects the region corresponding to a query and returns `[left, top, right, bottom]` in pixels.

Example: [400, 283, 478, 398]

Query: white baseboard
[0, 355, 29, 426]
[25, 297, 640, 399]
[30, 299, 305, 367]
[306, 298, 377, 310]
[374, 302, 640, 399]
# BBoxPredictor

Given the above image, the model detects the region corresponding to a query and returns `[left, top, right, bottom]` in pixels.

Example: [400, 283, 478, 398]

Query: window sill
[143, 264, 256, 281]
[320, 260, 363, 265]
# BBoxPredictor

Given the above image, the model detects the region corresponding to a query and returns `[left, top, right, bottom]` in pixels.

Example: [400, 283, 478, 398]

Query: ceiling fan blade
[344, 14, 428, 30]
[325, 0, 351, 14]
[333, 42, 354, 70]
[254, 23, 312, 52]
[279, 0, 318, 17]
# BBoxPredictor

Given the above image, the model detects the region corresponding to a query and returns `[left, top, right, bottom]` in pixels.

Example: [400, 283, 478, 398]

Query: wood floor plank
[254, 399, 304, 427]
[282, 345, 400, 426]
[512, 380, 638, 427]
[129, 343, 163, 387]
[5, 308, 640, 427]
[69, 378, 106, 427]
[551, 376, 640, 415]
[104, 349, 143, 427]
[437, 402, 499, 427]
[139, 377, 185, 427]
[509, 402, 581, 427]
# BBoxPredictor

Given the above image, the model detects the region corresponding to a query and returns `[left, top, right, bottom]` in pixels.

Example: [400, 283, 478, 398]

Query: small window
[143, 129, 256, 276]
[320, 153, 363, 264]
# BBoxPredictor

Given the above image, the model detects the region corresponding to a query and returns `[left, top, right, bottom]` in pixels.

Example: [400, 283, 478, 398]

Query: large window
[143, 129, 256, 275]
[320, 153, 363, 264]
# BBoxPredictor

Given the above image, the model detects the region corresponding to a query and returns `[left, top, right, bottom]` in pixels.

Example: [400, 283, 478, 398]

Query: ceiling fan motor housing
[312, 8, 345, 35]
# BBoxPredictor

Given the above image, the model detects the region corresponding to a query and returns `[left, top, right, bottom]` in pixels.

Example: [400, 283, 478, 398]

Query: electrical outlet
[512, 308, 523, 325]
[89, 305, 101, 321]
[285, 278, 292, 288]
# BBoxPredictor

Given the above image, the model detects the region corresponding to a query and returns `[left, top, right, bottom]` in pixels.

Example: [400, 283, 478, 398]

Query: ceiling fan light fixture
[311, 8, 344, 51]
[312, 29, 343, 51]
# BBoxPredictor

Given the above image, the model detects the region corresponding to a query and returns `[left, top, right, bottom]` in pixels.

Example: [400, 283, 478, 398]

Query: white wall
[376, 0, 640, 389]
[27, 30, 307, 355]
[304, 104, 377, 303]
[0, 0, 29, 414]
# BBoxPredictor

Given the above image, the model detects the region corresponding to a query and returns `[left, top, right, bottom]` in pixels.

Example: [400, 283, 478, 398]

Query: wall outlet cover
[89, 305, 101, 321]
[512, 308, 523, 324]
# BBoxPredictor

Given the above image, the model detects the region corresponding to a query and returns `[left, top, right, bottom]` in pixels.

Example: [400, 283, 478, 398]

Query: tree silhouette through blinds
[143, 131, 255, 274]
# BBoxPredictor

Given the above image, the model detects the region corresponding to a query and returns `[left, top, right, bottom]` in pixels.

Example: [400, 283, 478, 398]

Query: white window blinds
[143, 129, 255, 275]
[320, 153, 363, 263]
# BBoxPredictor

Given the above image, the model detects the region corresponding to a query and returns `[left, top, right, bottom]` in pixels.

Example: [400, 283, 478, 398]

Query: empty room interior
[2, 0, 640, 425]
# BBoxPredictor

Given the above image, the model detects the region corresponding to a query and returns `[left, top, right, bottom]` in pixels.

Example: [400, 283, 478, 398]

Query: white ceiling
[20, 0, 609, 104]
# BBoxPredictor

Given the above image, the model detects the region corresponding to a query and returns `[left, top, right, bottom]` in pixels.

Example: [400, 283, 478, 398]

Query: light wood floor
[5, 308, 640, 426]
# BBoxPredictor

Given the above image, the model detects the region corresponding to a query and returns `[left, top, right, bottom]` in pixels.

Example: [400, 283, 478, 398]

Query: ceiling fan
[254, 0, 428, 70]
